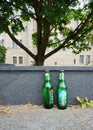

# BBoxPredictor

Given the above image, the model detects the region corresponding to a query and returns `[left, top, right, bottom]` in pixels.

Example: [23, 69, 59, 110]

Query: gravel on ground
[0, 104, 93, 130]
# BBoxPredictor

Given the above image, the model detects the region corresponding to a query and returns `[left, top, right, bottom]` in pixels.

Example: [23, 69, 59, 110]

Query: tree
[0, 0, 93, 65]
[0, 46, 7, 63]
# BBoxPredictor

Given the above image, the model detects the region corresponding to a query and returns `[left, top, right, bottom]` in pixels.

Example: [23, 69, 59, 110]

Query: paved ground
[0, 104, 93, 130]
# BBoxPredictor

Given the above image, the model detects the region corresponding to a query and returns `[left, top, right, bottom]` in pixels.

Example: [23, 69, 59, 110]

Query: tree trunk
[35, 54, 44, 66]
[35, 60, 44, 66]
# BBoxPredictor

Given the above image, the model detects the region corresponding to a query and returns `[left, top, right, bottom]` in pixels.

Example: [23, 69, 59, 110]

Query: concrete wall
[0, 64, 93, 105]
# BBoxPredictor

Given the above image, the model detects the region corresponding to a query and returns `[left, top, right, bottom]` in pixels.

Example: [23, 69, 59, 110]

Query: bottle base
[43, 105, 53, 109]
[57, 105, 67, 110]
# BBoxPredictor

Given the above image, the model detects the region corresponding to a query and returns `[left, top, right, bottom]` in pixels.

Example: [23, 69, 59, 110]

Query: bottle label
[49, 89, 53, 105]
[58, 90, 67, 106]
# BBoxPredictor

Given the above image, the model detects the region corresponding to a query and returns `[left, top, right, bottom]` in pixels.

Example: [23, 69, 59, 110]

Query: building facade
[0, 20, 93, 66]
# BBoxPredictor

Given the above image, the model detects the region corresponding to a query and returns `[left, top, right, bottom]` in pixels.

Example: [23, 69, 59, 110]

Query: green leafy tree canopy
[0, 0, 93, 65]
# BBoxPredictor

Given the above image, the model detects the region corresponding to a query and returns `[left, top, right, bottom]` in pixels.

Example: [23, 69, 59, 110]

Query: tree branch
[3, 0, 36, 20]
[44, 11, 93, 59]
[26, 0, 43, 19]
[49, 0, 78, 33]
[65, 0, 77, 6]
[2, 24, 36, 59]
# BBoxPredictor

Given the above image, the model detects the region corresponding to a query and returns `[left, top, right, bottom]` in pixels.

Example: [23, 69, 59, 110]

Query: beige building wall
[0, 20, 93, 66]
[0, 21, 37, 66]
[44, 47, 93, 66]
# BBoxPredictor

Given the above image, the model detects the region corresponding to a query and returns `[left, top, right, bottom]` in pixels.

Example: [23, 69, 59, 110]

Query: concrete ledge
[0, 65, 93, 71]
[0, 65, 93, 105]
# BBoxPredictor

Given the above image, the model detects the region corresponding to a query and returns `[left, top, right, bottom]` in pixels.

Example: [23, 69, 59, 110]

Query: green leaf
[86, 102, 93, 108]
[76, 96, 85, 104]
[85, 97, 88, 102]
[81, 104, 87, 108]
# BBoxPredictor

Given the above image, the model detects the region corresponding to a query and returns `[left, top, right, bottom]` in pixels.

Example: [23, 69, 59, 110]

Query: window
[79, 55, 84, 64]
[54, 61, 57, 65]
[2, 39, 4, 46]
[33, 28, 35, 32]
[12, 41, 18, 48]
[62, 47, 66, 51]
[76, 41, 82, 47]
[12, 41, 20, 48]
[20, 39, 23, 44]
[75, 21, 79, 27]
[13, 56, 17, 64]
[86, 41, 89, 47]
[0, 39, 4, 46]
[19, 57, 23, 64]
[74, 59, 76, 64]
[54, 36, 57, 44]
[86, 55, 90, 65]
[86, 41, 91, 47]
[25, 26, 27, 32]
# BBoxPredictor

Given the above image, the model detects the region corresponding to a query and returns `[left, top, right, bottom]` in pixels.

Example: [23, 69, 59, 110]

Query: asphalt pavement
[0, 104, 93, 130]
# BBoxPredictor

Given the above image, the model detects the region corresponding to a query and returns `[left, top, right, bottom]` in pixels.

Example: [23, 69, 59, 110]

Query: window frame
[79, 55, 84, 64]
[86, 55, 90, 65]
[13, 56, 17, 64]
[19, 56, 23, 64]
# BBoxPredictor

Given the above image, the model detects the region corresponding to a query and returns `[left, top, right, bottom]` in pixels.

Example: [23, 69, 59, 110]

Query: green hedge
[0, 46, 7, 63]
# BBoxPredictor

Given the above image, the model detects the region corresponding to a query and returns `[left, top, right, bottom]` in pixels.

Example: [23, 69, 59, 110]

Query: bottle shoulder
[43, 82, 53, 88]
[57, 81, 67, 89]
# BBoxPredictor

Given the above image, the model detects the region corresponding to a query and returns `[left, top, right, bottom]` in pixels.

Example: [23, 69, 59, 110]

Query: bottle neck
[45, 72, 50, 81]
[59, 72, 65, 81]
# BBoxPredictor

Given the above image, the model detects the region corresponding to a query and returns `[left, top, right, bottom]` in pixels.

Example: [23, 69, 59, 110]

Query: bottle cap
[60, 70, 64, 72]
[45, 70, 50, 72]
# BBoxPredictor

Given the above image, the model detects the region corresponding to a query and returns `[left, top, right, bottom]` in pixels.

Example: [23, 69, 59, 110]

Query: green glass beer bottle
[57, 70, 68, 109]
[42, 70, 53, 109]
